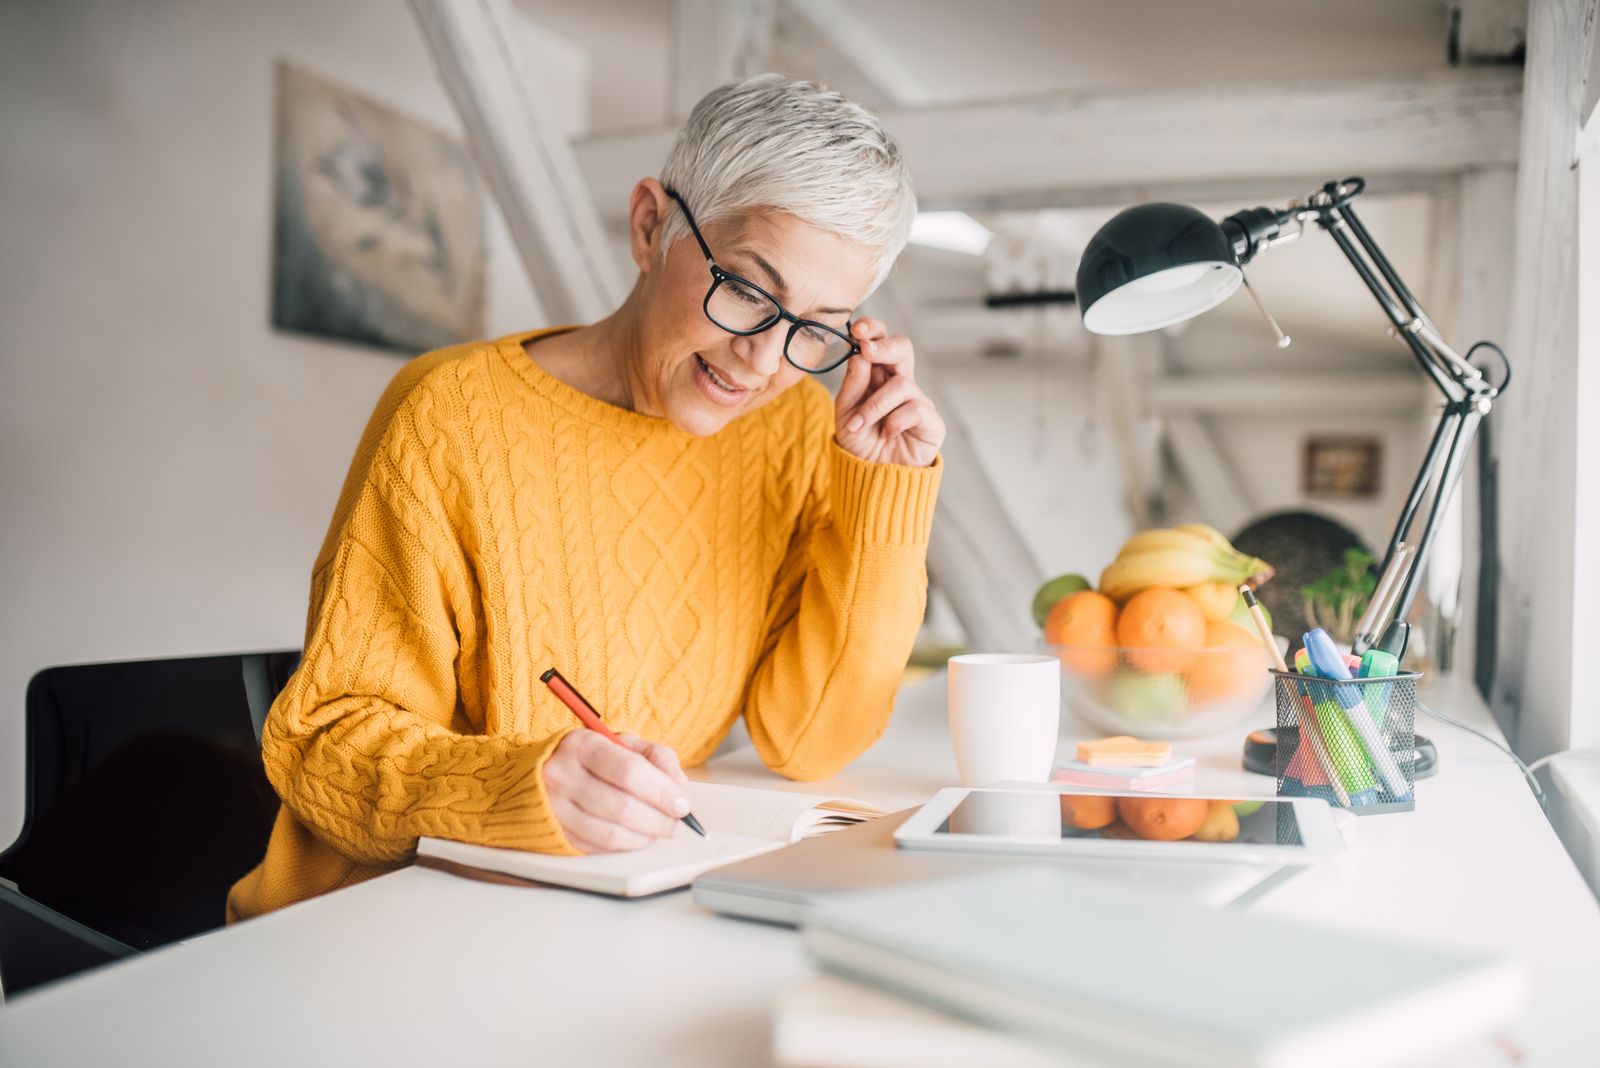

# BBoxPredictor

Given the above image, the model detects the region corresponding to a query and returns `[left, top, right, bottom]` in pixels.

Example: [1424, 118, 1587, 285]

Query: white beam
[1163, 416, 1254, 536]
[780, 0, 932, 106]
[1096, 334, 1163, 529]
[872, 284, 1044, 654]
[1585, 12, 1600, 128]
[671, 0, 776, 120]
[1452, 0, 1530, 63]
[1487, 0, 1598, 755]
[575, 69, 1523, 218]
[1448, 168, 1516, 684]
[410, 0, 625, 323]
[1146, 373, 1435, 416]
[1575, 110, 1600, 749]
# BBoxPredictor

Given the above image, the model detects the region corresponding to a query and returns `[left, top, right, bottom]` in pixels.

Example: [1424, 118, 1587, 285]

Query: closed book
[803, 868, 1526, 1068]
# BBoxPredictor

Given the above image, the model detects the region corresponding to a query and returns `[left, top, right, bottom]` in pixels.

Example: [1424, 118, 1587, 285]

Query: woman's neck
[523, 294, 649, 412]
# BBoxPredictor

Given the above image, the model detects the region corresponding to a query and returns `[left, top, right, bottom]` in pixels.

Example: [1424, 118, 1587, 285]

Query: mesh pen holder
[1272, 670, 1420, 815]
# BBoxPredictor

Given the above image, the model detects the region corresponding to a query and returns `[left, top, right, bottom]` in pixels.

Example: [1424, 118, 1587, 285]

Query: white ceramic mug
[947, 653, 1061, 787]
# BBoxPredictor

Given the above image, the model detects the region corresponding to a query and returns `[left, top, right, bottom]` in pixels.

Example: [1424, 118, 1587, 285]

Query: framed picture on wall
[1302, 436, 1382, 499]
[270, 61, 486, 355]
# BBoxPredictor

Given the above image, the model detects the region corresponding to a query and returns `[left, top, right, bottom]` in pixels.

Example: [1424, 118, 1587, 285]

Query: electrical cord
[1525, 752, 1560, 776]
[1464, 339, 1512, 394]
[1417, 698, 1545, 809]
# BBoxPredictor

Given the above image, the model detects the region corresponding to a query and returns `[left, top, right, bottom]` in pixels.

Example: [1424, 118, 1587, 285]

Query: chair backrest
[0, 650, 300, 959]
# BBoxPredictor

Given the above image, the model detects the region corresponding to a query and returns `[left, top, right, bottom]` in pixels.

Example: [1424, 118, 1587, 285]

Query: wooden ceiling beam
[671, 0, 776, 120]
[574, 69, 1523, 218]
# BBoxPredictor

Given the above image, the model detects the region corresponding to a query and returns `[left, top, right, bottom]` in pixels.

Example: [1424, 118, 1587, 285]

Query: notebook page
[793, 800, 890, 838]
[416, 828, 783, 897]
[686, 782, 885, 841]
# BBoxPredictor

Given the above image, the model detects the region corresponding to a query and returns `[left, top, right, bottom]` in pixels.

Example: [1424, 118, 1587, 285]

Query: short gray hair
[657, 75, 917, 294]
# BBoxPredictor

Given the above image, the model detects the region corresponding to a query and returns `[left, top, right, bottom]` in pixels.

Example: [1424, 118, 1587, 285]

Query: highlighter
[1357, 648, 1400, 731]
[1359, 649, 1399, 678]
[1303, 629, 1411, 800]
[1291, 648, 1371, 804]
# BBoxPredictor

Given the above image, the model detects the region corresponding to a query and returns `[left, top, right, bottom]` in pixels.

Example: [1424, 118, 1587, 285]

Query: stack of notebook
[794, 868, 1527, 1068]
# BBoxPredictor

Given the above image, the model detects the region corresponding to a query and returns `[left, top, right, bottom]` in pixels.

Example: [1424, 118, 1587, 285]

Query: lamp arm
[1314, 204, 1466, 401]
[1325, 191, 1488, 387]
[1225, 177, 1509, 649]
[1389, 405, 1484, 626]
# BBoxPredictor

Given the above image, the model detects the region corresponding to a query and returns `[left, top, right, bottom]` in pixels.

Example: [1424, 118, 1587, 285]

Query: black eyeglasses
[663, 186, 859, 374]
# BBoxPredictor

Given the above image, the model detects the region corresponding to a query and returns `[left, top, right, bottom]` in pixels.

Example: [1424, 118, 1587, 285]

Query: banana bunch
[1098, 523, 1273, 603]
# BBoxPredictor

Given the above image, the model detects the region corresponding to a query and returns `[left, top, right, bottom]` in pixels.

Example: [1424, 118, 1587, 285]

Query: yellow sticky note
[1075, 736, 1172, 767]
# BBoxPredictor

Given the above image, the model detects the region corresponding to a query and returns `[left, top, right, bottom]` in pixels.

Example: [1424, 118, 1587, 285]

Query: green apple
[1232, 800, 1266, 817]
[1103, 669, 1186, 721]
[1032, 573, 1093, 629]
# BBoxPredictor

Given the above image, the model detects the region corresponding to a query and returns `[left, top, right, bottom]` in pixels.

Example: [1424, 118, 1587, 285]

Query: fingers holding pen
[545, 729, 690, 853]
[620, 731, 689, 785]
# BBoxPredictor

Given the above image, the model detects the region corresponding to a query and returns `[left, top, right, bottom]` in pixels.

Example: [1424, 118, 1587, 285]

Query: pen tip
[683, 813, 708, 838]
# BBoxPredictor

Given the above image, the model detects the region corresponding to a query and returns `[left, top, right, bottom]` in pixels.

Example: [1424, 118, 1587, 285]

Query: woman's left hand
[833, 318, 946, 468]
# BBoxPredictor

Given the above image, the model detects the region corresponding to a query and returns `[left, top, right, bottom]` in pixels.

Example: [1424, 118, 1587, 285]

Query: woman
[228, 75, 944, 921]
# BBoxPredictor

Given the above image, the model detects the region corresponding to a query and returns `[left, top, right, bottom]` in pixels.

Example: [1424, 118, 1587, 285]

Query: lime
[1032, 573, 1093, 629]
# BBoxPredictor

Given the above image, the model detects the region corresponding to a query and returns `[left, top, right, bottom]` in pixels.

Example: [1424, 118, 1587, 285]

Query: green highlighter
[1357, 621, 1407, 729]
[1293, 648, 1378, 802]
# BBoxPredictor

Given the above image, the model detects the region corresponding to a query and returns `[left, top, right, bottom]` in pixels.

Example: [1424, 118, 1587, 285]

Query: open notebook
[414, 781, 884, 897]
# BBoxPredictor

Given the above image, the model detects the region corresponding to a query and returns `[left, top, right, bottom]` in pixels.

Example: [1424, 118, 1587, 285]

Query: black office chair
[0, 650, 299, 996]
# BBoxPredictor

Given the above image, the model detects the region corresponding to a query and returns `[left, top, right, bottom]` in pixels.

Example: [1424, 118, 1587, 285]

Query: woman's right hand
[543, 730, 692, 853]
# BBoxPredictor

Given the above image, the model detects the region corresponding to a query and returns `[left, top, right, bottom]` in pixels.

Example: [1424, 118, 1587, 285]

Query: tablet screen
[933, 791, 1306, 848]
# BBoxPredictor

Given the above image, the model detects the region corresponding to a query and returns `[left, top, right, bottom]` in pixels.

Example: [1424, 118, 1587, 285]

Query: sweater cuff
[476, 724, 582, 855]
[829, 445, 943, 548]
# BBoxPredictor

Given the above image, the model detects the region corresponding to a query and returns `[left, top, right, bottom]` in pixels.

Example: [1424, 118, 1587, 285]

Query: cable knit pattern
[226, 328, 942, 921]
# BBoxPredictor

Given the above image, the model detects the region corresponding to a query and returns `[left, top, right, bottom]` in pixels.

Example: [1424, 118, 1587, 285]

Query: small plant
[1302, 548, 1376, 645]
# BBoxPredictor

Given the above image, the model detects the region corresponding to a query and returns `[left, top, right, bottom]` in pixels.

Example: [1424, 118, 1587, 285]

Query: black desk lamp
[1075, 177, 1511, 654]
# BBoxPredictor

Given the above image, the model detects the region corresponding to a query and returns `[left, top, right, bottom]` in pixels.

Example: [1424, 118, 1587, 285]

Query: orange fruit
[1060, 793, 1117, 830]
[1185, 619, 1266, 705]
[1182, 581, 1237, 620]
[1115, 587, 1206, 673]
[1044, 590, 1119, 678]
[1115, 796, 1210, 841]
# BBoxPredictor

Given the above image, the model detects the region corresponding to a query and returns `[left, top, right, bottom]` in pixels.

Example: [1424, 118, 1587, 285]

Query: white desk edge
[1, 671, 1596, 1067]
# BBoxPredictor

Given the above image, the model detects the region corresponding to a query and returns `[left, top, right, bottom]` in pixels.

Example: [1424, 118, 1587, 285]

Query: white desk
[2, 672, 1598, 1066]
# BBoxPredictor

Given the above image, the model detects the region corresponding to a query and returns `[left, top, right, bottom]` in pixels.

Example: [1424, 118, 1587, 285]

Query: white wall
[936, 362, 1136, 584]
[1204, 416, 1430, 557]
[1488, 0, 1591, 757]
[935, 361, 1428, 598]
[0, 0, 557, 847]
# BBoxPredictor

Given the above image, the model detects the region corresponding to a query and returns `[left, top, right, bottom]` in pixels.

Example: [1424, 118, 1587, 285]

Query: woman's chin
[666, 395, 743, 436]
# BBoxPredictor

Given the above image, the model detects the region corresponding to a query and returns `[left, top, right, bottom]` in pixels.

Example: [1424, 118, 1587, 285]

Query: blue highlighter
[1304, 629, 1411, 801]
[1293, 648, 1376, 805]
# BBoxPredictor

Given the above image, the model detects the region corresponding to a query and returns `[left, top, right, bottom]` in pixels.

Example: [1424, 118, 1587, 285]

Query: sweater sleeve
[741, 415, 943, 781]
[260, 399, 578, 864]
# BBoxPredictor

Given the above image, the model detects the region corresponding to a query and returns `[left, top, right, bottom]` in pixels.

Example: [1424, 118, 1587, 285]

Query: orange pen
[539, 667, 707, 838]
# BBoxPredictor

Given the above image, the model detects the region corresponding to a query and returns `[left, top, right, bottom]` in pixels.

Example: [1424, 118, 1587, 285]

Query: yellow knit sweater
[227, 328, 942, 921]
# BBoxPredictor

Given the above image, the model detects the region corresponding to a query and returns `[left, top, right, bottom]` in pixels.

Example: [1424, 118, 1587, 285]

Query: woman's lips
[693, 353, 754, 408]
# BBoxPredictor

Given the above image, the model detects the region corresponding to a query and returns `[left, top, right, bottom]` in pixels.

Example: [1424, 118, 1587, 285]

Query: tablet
[894, 786, 1345, 864]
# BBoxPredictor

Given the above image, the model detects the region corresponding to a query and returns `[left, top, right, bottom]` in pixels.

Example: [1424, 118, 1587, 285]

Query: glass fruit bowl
[1042, 641, 1275, 739]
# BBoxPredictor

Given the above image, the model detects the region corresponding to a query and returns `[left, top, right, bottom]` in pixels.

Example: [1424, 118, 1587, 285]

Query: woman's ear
[628, 178, 670, 273]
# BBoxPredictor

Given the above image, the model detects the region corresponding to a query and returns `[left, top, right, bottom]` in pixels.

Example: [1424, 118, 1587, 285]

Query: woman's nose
[730, 328, 785, 377]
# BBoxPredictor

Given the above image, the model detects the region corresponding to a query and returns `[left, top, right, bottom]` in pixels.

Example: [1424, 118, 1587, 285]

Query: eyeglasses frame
[661, 185, 860, 375]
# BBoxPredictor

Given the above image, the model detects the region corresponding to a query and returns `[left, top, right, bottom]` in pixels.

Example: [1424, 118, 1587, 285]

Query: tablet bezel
[893, 786, 1344, 863]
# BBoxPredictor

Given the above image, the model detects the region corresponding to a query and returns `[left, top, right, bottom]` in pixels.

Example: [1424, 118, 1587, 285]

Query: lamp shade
[1076, 203, 1242, 335]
